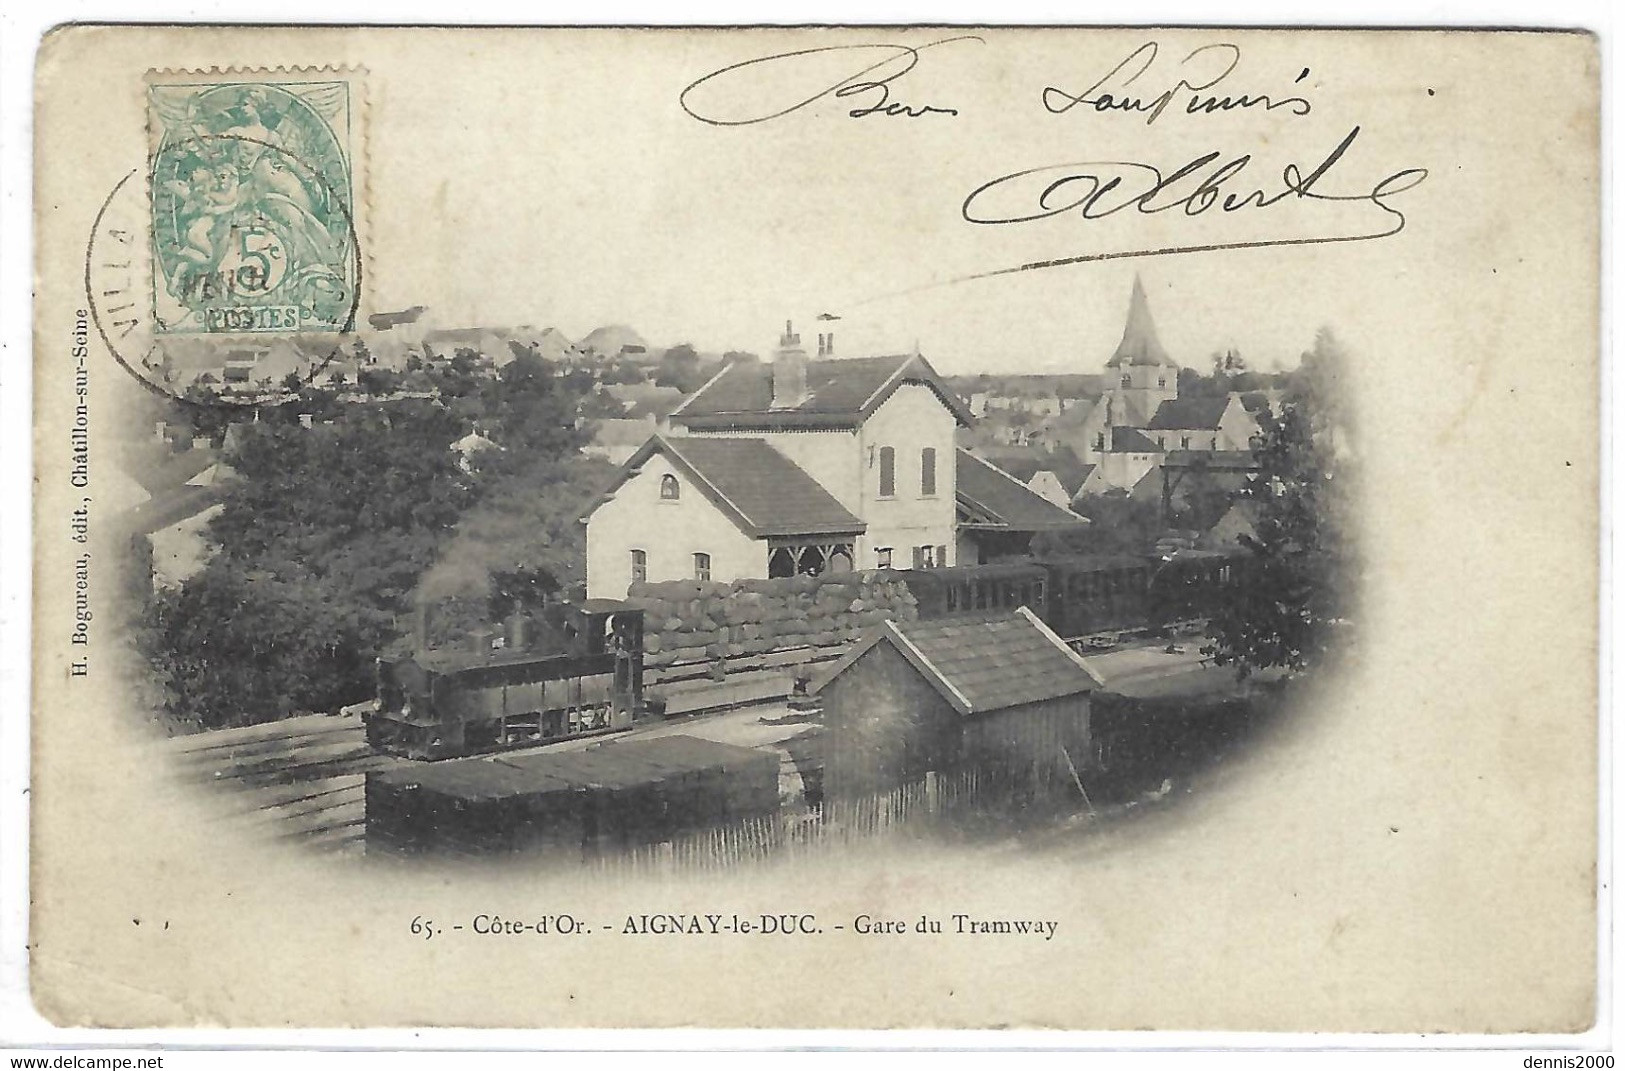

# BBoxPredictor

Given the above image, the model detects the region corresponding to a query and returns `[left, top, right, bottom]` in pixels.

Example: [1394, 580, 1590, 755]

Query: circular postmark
[85, 129, 363, 408]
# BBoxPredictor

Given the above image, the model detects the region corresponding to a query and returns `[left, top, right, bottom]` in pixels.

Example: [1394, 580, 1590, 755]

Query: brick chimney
[771, 319, 807, 410]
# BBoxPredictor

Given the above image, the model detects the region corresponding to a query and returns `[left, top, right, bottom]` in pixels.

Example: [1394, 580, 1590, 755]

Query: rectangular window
[630, 549, 647, 582]
[879, 446, 895, 497]
[693, 552, 710, 581]
[913, 545, 936, 569]
[876, 547, 893, 569]
[1181, 436, 1190, 449]
[921, 447, 937, 496]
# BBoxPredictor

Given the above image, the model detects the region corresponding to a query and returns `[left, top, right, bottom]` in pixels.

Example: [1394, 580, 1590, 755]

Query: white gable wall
[1098, 451, 1161, 491]
[1027, 470, 1071, 508]
[584, 452, 765, 599]
[1217, 395, 1260, 450]
[858, 383, 959, 568]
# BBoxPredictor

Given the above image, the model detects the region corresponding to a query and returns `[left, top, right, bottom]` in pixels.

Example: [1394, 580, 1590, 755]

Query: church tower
[1104, 275, 1180, 427]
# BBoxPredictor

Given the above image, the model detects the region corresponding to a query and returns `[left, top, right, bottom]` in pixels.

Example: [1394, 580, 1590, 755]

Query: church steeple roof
[1106, 276, 1178, 369]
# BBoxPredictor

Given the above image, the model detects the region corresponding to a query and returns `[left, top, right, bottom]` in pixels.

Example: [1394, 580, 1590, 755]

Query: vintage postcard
[29, 25, 1599, 1031]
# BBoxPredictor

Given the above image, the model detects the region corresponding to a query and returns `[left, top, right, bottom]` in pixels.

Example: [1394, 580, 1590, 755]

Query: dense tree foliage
[1204, 328, 1357, 677]
[1034, 493, 1164, 556]
[137, 347, 604, 729]
[653, 343, 716, 393]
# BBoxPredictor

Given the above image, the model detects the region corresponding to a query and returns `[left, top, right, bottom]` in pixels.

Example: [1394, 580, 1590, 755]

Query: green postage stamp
[146, 72, 360, 335]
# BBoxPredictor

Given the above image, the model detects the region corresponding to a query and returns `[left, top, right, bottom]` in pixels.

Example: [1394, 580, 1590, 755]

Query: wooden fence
[590, 766, 988, 876]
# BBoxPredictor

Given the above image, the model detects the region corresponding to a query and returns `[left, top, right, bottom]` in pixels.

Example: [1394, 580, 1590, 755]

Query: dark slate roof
[1146, 395, 1232, 430]
[122, 484, 225, 536]
[120, 445, 218, 497]
[1105, 276, 1179, 369]
[955, 450, 1088, 531]
[670, 353, 973, 430]
[585, 434, 865, 538]
[371, 735, 775, 799]
[1109, 426, 1163, 453]
[813, 609, 1101, 715]
[983, 454, 1043, 483]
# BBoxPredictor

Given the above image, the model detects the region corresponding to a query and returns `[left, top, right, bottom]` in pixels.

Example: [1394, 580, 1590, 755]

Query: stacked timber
[625, 572, 918, 671]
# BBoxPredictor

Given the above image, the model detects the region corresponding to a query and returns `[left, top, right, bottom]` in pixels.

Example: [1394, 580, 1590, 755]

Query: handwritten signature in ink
[1043, 42, 1313, 125]
[679, 36, 981, 125]
[950, 126, 1427, 280]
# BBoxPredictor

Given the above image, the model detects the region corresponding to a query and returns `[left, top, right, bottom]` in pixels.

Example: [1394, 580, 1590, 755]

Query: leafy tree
[1203, 327, 1356, 677]
[579, 387, 630, 419]
[137, 341, 610, 727]
[601, 360, 645, 385]
[357, 366, 400, 396]
[653, 343, 706, 392]
[1211, 347, 1247, 377]
[1035, 492, 1164, 556]
[140, 564, 387, 727]
[1177, 366, 1225, 400]
[138, 403, 475, 726]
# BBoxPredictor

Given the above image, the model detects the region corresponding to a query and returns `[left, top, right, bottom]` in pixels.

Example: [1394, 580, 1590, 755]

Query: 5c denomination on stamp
[147, 73, 359, 336]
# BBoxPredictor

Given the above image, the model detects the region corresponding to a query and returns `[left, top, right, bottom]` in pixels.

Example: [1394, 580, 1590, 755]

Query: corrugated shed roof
[585, 434, 865, 538]
[1146, 395, 1232, 430]
[671, 353, 973, 429]
[373, 735, 775, 799]
[1105, 276, 1179, 369]
[814, 609, 1100, 715]
[955, 450, 1089, 530]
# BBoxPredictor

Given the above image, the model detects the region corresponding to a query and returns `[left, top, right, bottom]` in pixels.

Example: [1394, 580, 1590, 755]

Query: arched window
[659, 474, 680, 500]
[693, 552, 711, 581]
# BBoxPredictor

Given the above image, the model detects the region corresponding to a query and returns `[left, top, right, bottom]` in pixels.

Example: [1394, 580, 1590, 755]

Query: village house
[1142, 393, 1258, 453]
[581, 322, 1084, 598]
[808, 608, 1101, 807]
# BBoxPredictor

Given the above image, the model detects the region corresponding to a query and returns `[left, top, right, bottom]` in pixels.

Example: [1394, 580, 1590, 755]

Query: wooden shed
[809, 607, 1103, 812]
[365, 734, 780, 858]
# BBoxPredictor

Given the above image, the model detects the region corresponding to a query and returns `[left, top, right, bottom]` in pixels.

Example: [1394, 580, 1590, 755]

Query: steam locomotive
[366, 599, 646, 761]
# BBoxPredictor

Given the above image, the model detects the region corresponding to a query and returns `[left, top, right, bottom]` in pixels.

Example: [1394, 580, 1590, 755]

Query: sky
[343, 28, 1453, 376]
